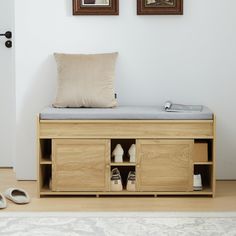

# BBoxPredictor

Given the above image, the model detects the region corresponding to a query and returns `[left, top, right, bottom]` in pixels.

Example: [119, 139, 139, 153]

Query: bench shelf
[37, 116, 216, 197]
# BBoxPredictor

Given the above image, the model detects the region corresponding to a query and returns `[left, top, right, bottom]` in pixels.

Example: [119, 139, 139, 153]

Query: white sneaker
[110, 168, 123, 191]
[0, 193, 7, 209]
[128, 144, 136, 163]
[112, 144, 124, 163]
[126, 171, 136, 191]
[193, 174, 203, 191]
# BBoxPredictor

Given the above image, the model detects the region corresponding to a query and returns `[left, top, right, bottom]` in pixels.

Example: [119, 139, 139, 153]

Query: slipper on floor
[0, 193, 7, 209]
[4, 188, 30, 204]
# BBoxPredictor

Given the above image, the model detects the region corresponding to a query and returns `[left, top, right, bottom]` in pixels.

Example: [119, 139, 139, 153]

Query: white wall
[15, 0, 236, 180]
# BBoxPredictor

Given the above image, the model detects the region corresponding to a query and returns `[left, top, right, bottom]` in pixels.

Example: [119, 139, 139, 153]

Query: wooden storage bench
[37, 106, 216, 197]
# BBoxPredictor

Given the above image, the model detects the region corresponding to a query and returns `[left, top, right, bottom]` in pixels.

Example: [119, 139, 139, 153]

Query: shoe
[126, 171, 136, 191]
[193, 174, 203, 191]
[4, 188, 30, 204]
[110, 168, 123, 191]
[0, 193, 7, 209]
[128, 144, 136, 163]
[112, 144, 124, 163]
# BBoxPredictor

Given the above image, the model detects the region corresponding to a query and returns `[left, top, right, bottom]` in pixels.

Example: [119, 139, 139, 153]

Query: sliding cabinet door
[52, 139, 110, 192]
[136, 140, 193, 192]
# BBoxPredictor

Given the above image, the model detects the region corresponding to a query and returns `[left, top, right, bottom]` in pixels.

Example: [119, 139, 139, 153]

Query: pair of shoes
[110, 168, 136, 191]
[0, 188, 30, 209]
[112, 144, 136, 163]
[193, 174, 203, 191]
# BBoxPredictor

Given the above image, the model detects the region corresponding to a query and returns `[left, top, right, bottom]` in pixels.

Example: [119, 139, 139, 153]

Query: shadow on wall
[15, 55, 57, 180]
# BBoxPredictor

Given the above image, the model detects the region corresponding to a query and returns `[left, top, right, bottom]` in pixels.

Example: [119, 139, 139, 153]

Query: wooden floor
[1, 168, 236, 212]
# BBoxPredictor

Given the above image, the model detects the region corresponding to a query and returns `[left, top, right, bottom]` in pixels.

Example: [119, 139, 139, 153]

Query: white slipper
[4, 188, 30, 204]
[0, 193, 7, 209]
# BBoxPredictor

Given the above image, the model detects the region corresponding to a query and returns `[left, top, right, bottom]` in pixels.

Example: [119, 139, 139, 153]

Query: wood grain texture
[37, 117, 215, 197]
[136, 140, 193, 192]
[39, 120, 213, 139]
[193, 143, 208, 162]
[6, 169, 236, 212]
[40, 189, 213, 196]
[52, 139, 110, 192]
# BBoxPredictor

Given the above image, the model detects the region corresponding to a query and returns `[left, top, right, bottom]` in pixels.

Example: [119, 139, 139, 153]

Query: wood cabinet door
[52, 139, 110, 192]
[136, 140, 193, 192]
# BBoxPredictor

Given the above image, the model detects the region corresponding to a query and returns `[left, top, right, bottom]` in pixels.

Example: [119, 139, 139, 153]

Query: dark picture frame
[73, 0, 119, 15]
[137, 0, 183, 15]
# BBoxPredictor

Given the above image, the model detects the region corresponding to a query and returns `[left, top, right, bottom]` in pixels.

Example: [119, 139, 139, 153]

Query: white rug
[0, 212, 236, 236]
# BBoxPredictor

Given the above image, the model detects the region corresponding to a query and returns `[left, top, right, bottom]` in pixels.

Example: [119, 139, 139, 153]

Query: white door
[0, 0, 15, 167]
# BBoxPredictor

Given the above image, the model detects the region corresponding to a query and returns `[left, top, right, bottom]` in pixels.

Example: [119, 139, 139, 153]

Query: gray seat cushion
[40, 106, 213, 120]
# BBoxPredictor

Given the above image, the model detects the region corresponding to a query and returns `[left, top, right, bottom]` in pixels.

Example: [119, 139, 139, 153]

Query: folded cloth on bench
[40, 106, 213, 120]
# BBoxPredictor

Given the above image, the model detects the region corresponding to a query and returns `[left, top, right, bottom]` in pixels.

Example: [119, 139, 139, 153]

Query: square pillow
[53, 52, 118, 108]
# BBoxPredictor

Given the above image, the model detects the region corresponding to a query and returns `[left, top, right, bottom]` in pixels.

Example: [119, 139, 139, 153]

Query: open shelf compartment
[110, 166, 136, 192]
[193, 139, 213, 163]
[39, 139, 52, 164]
[110, 139, 136, 164]
[39, 164, 52, 192]
[194, 164, 213, 192]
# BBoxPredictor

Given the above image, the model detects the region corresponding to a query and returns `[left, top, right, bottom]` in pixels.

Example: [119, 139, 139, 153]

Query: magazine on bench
[164, 101, 203, 112]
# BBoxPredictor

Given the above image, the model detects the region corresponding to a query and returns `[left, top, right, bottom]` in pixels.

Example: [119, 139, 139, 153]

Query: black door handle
[0, 31, 12, 48]
[0, 31, 12, 39]
[5, 40, 12, 48]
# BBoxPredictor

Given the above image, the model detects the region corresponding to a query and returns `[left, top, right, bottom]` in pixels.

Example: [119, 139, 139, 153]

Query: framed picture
[73, 0, 119, 15]
[137, 0, 183, 15]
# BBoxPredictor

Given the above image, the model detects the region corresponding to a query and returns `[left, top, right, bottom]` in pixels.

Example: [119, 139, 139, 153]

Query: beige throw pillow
[53, 52, 118, 108]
